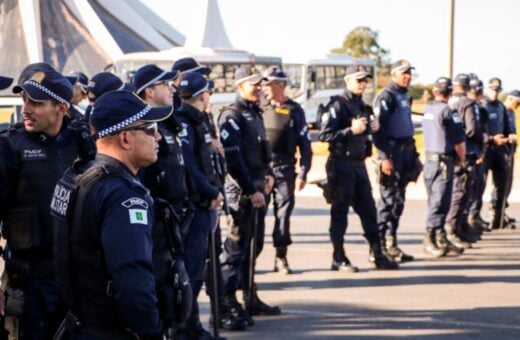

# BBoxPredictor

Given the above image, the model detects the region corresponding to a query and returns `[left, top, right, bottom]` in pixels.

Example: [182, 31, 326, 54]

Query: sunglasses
[118, 122, 159, 137]
[154, 81, 176, 90]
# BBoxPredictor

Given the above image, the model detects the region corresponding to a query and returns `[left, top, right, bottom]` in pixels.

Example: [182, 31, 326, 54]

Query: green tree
[331, 26, 391, 85]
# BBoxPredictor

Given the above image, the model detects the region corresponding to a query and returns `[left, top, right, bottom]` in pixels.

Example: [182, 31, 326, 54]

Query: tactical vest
[147, 121, 190, 205]
[2, 127, 81, 261]
[383, 88, 414, 139]
[195, 121, 222, 190]
[328, 94, 371, 160]
[485, 101, 507, 136]
[263, 102, 297, 162]
[422, 102, 453, 154]
[52, 160, 177, 328]
[450, 95, 482, 156]
[220, 103, 272, 173]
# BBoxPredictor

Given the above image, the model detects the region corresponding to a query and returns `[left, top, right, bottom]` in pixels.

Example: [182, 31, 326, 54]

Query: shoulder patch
[220, 129, 229, 140]
[228, 119, 240, 131]
[380, 100, 389, 111]
[121, 197, 149, 209]
[129, 209, 148, 225]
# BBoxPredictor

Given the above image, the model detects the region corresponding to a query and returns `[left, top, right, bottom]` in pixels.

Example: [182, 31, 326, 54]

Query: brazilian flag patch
[129, 209, 148, 225]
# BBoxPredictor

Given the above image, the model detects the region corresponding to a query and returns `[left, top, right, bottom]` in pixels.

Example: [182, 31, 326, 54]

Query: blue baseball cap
[172, 57, 211, 75]
[91, 90, 173, 138]
[488, 77, 502, 90]
[13, 64, 73, 104]
[391, 60, 414, 73]
[68, 71, 89, 92]
[16, 62, 56, 85]
[178, 72, 214, 99]
[87, 72, 124, 102]
[133, 64, 179, 95]
[263, 66, 289, 83]
[453, 73, 470, 87]
[434, 77, 452, 92]
[234, 65, 267, 85]
[345, 65, 372, 80]
[0, 76, 13, 90]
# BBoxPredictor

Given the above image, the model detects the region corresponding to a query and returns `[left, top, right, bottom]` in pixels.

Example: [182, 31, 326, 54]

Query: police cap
[234, 65, 267, 86]
[16, 62, 56, 85]
[13, 63, 73, 104]
[133, 64, 179, 95]
[507, 90, 520, 101]
[172, 57, 211, 76]
[68, 71, 89, 92]
[87, 72, 124, 102]
[263, 66, 289, 83]
[345, 65, 372, 80]
[488, 77, 502, 90]
[433, 77, 452, 93]
[390, 60, 414, 74]
[0, 76, 13, 90]
[178, 72, 214, 99]
[469, 78, 483, 93]
[91, 90, 172, 138]
[453, 73, 470, 87]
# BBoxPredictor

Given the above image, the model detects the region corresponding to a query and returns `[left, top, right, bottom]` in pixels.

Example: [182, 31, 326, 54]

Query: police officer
[67, 71, 89, 121]
[502, 90, 519, 226]
[52, 90, 173, 338]
[319, 65, 398, 271]
[445, 73, 486, 247]
[172, 58, 212, 111]
[175, 72, 227, 339]
[261, 66, 313, 274]
[373, 60, 421, 263]
[421, 77, 466, 257]
[218, 65, 281, 323]
[466, 77, 491, 233]
[0, 64, 94, 338]
[479, 78, 512, 230]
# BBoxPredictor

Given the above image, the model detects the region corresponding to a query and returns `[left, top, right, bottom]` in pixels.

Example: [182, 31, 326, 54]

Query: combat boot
[369, 243, 399, 270]
[274, 246, 292, 274]
[435, 229, 463, 256]
[445, 223, 471, 249]
[423, 229, 446, 258]
[209, 306, 247, 331]
[385, 235, 414, 263]
[330, 256, 359, 273]
[243, 287, 282, 316]
[459, 222, 480, 242]
[224, 295, 254, 326]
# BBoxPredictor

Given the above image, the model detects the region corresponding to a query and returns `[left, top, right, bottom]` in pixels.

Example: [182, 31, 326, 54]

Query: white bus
[113, 47, 282, 114]
[283, 55, 376, 128]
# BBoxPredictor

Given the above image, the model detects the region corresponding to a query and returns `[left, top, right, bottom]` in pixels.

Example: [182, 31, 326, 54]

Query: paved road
[199, 197, 520, 339]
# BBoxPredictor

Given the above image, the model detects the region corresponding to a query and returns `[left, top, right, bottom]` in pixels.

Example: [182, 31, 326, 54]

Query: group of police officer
[0, 57, 517, 340]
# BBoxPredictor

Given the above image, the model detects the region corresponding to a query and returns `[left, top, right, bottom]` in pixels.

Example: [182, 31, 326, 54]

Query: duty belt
[271, 156, 295, 167]
[388, 138, 415, 151]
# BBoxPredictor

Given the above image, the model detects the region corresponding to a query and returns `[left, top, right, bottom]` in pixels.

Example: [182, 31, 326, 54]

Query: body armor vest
[450, 95, 482, 156]
[3, 127, 81, 260]
[384, 88, 414, 139]
[220, 103, 272, 173]
[263, 101, 297, 162]
[328, 94, 371, 160]
[422, 101, 452, 154]
[485, 101, 507, 136]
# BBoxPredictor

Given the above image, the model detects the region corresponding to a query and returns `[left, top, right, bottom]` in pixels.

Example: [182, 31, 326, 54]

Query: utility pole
[449, 0, 455, 78]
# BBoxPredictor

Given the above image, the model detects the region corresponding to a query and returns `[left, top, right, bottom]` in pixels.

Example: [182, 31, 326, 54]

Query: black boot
[330, 256, 359, 273]
[243, 288, 282, 316]
[445, 223, 471, 249]
[274, 247, 293, 274]
[423, 229, 446, 258]
[369, 242, 399, 270]
[385, 235, 414, 262]
[209, 306, 247, 331]
[435, 229, 464, 256]
[224, 295, 254, 326]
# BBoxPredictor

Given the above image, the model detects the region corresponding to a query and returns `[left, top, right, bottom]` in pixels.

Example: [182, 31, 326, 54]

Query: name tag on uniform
[489, 112, 497, 120]
[401, 100, 410, 107]
[275, 107, 290, 115]
[22, 148, 47, 161]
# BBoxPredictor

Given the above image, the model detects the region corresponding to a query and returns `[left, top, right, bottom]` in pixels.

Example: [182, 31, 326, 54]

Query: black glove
[170, 257, 193, 323]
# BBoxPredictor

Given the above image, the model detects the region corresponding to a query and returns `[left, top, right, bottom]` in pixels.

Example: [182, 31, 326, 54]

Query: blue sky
[143, 0, 519, 90]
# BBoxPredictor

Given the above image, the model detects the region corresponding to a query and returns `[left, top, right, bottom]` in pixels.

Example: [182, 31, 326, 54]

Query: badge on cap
[31, 71, 46, 83]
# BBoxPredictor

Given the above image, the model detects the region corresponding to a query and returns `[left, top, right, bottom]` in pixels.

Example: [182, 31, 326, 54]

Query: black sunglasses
[118, 122, 159, 137]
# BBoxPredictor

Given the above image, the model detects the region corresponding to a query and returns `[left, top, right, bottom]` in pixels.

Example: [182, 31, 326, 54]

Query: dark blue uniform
[446, 94, 485, 235]
[373, 82, 418, 253]
[218, 97, 273, 307]
[320, 89, 397, 270]
[263, 99, 312, 259]
[422, 100, 465, 231]
[52, 154, 164, 338]
[176, 103, 221, 330]
[0, 120, 86, 339]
